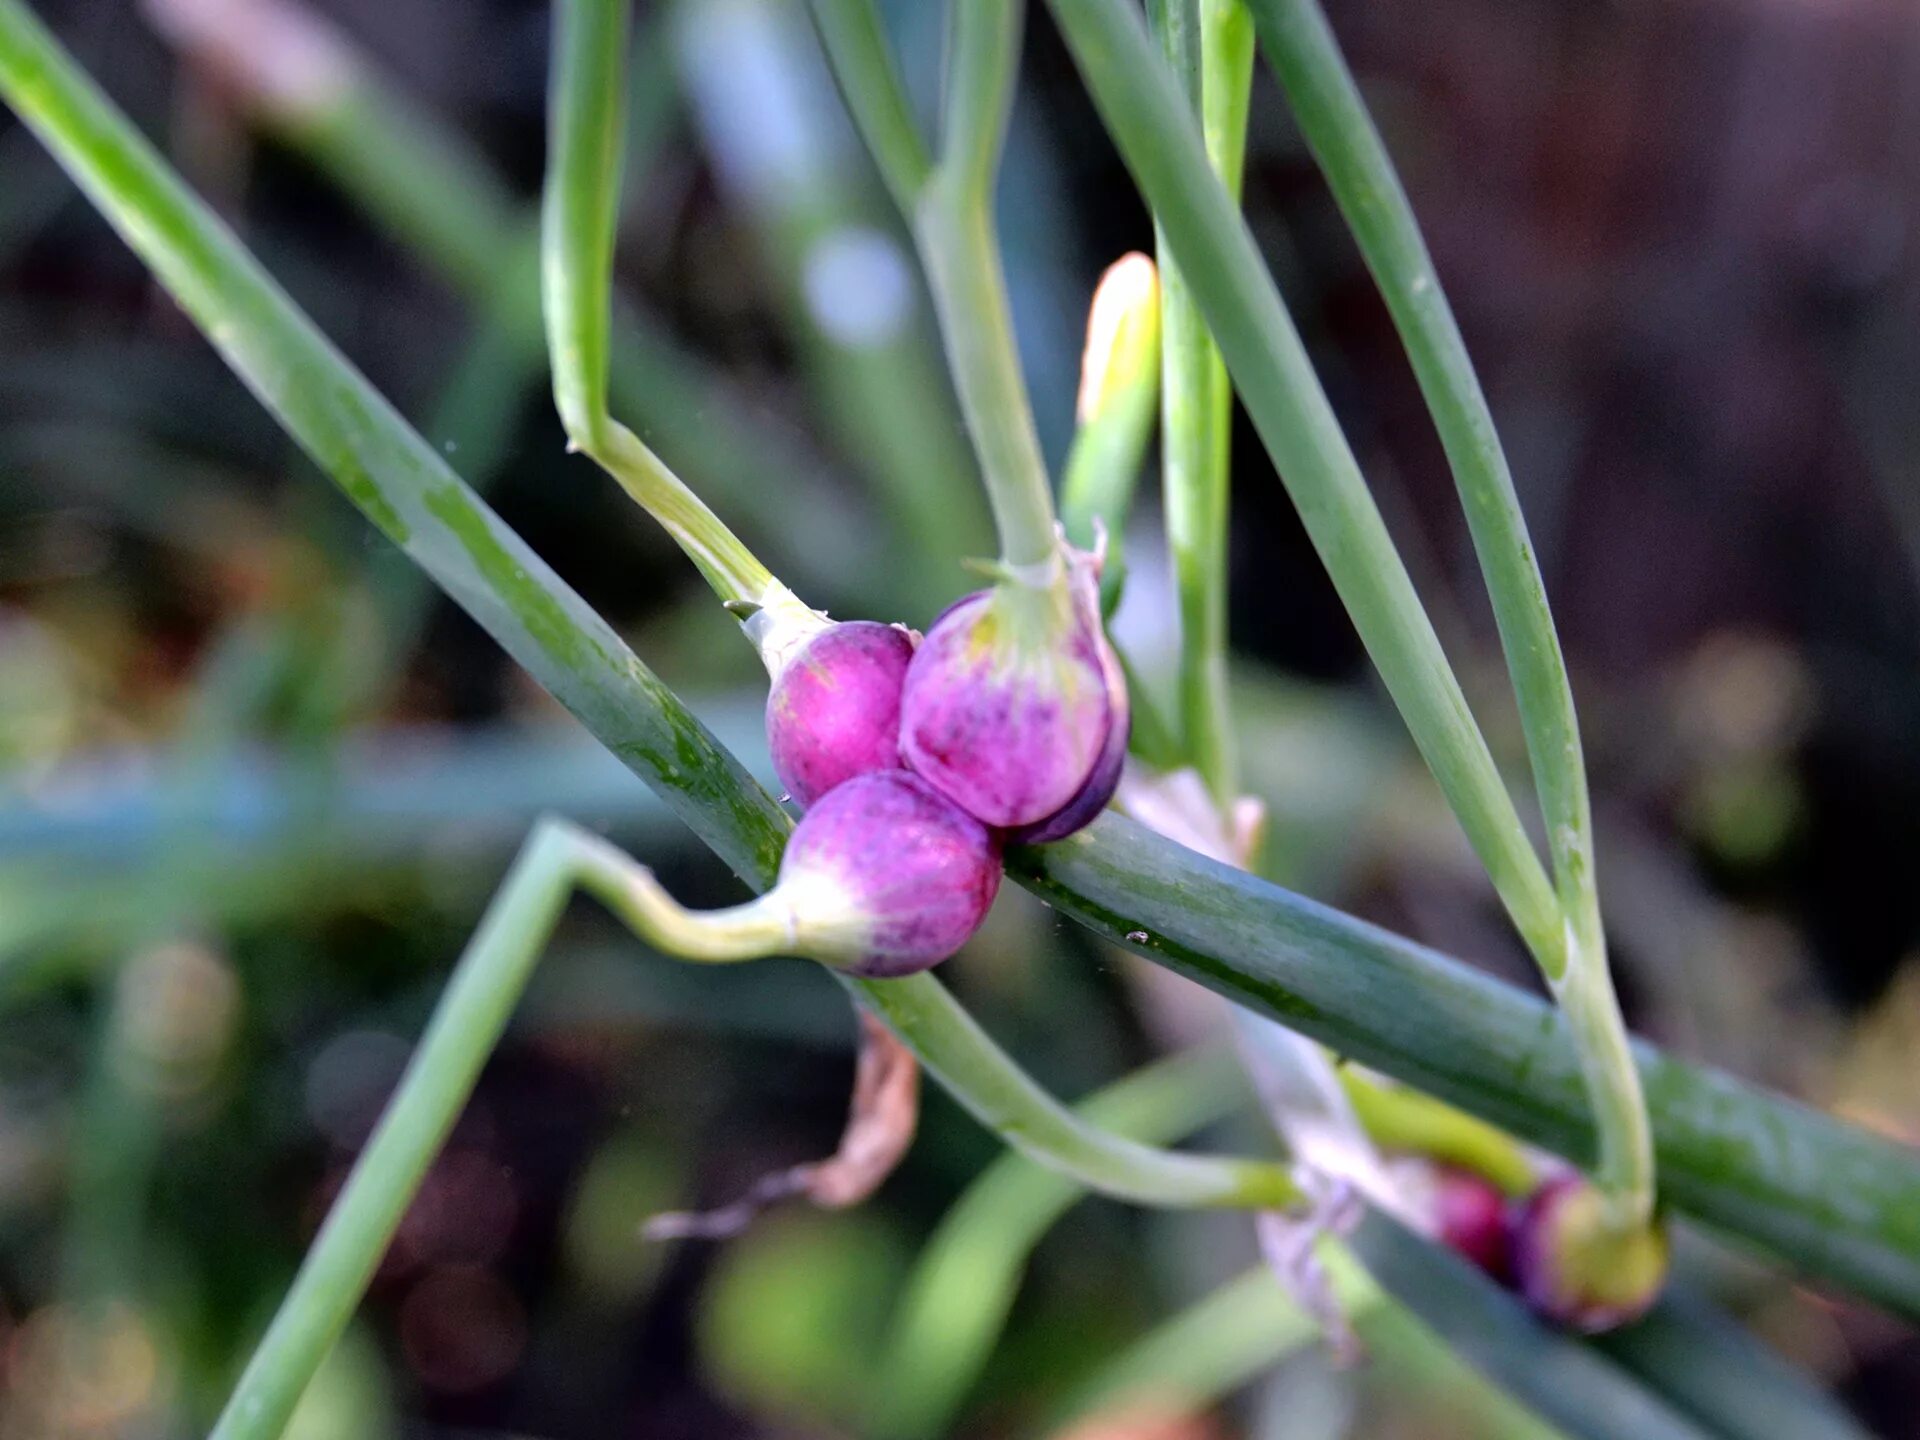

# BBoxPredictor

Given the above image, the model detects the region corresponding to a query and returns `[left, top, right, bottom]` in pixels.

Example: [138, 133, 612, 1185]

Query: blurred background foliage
[1, 0, 1918, 1434]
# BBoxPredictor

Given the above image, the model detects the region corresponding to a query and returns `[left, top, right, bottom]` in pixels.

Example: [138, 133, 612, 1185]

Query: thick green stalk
[10, 0, 1920, 1315]
[1015, 815, 1920, 1313]
[541, 0, 773, 604]
[1042, 0, 1563, 974]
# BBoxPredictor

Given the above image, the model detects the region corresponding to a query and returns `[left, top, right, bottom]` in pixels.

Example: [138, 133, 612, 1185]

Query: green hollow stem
[811, 0, 1061, 572]
[542, 0, 773, 605]
[1014, 815, 1920, 1313]
[11, 0, 1920, 1317]
[1243, 0, 1650, 1234]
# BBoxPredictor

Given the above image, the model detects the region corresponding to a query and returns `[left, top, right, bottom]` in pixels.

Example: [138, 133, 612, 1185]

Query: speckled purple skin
[1431, 1167, 1513, 1283]
[1007, 593, 1130, 845]
[1512, 1175, 1663, 1332]
[780, 770, 1001, 977]
[899, 589, 1116, 831]
[766, 622, 915, 809]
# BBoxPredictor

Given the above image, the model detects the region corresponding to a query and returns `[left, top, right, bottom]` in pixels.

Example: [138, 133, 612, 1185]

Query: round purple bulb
[1512, 1174, 1668, 1333]
[1430, 1166, 1514, 1283]
[779, 770, 1002, 977]
[766, 621, 915, 809]
[900, 559, 1123, 834]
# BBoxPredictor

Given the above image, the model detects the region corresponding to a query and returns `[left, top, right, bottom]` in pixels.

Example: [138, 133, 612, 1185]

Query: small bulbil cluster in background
[744, 550, 1128, 978]
[1428, 1165, 1669, 1333]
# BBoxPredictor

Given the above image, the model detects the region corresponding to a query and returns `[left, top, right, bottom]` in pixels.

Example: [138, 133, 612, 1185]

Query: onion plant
[1, 0, 1914, 1436]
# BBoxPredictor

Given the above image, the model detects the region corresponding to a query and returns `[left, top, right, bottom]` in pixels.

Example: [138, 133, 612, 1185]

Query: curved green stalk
[1243, 0, 1650, 1235]
[870, 973, 1297, 1211]
[193, 816, 1288, 1440]
[1341, 1070, 1536, 1196]
[812, 0, 1061, 572]
[10, 0, 1920, 1315]
[542, 0, 774, 605]
[803, 0, 930, 215]
[917, 0, 1057, 569]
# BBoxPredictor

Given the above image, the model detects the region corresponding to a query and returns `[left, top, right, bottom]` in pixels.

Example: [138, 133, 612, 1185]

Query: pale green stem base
[1556, 927, 1655, 1231]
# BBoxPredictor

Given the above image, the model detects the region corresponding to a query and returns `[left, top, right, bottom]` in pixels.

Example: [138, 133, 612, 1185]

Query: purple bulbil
[766, 621, 916, 809]
[900, 552, 1126, 836]
[1512, 1174, 1668, 1332]
[780, 770, 1001, 977]
[1430, 1166, 1513, 1283]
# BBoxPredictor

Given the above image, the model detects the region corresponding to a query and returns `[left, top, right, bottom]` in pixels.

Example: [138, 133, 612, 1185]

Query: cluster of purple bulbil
[757, 552, 1126, 979]
[1431, 1166, 1668, 1332]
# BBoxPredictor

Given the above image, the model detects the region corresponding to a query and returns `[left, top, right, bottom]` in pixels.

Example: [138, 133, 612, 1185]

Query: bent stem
[1246, 0, 1649, 1231]
[812, 0, 1062, 574]
[542, 0, 773, 606]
